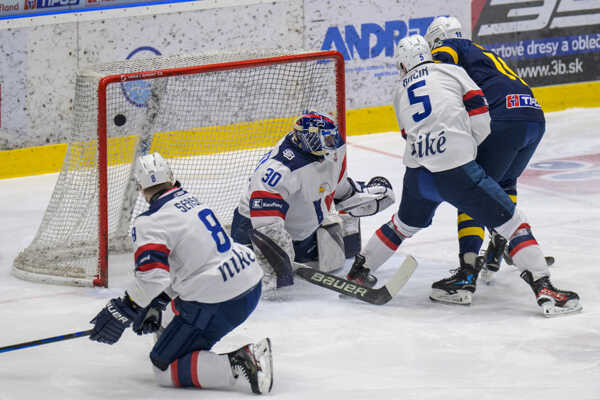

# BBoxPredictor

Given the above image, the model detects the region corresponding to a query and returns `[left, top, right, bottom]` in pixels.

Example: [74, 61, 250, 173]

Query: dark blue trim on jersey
[138, 188, 188, 217]
[249, 194, 290, 218]
[272, 134, 323, 171]
[463, 92, 487, 114]
[135, 249, 169, 268]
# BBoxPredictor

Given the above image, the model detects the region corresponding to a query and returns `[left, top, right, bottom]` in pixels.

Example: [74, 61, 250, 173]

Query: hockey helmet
[292, 111, 340, 157]
[425, 16, 464, 49]
[395, 35, 432, 77]
[135, 152, 174, 190]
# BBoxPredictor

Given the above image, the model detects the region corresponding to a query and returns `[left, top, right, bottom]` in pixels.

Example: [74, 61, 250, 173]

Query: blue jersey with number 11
[432, 38, 544, 122]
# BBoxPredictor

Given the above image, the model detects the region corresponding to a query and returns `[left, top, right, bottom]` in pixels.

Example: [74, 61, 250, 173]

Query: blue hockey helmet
[292, 111, 340, 157]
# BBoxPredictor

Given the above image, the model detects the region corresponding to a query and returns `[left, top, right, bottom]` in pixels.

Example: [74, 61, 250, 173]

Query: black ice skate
[520, 271, 582, 317]
[346, 254, 378, 288]
[481, 232, 507, 283]
[228, 338, 273, 394]
[430, 253, 485, 305]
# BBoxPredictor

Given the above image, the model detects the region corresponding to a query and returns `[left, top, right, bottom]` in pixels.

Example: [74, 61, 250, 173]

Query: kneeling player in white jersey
[348, 35, 581, 317]
[89, 153, 273, 394]
[231, 111, 395, 291]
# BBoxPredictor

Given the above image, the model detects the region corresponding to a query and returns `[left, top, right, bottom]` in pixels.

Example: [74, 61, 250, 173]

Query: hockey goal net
[13, 49, 345, 287]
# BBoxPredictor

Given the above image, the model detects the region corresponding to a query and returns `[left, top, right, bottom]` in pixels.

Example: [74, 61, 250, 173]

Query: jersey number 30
[198, 208, 231, 253]
[407, 81, 432, 122]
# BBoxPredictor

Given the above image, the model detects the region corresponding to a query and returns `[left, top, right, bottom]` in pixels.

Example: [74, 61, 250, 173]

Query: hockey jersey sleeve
[431, 41, 460, 65]
[453, 67, 491, 145]
[126, 217, 172, 308]
[332, 151, 352, 203]
[248, 161, 298, 230]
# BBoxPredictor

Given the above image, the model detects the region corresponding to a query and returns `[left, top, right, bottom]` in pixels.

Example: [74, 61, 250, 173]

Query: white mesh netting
[13, 49, 342, 286]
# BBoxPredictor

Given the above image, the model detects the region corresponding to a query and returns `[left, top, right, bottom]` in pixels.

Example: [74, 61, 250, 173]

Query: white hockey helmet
[425, 16, 464, 49]
[134, 152, 174, 190]
[395, 35, 432, 76]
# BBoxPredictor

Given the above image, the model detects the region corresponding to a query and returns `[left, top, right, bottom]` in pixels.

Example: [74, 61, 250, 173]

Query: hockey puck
[114, 114, 127, 126]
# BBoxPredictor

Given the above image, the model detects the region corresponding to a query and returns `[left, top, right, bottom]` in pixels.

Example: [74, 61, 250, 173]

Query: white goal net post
[13, 49, 346, 287]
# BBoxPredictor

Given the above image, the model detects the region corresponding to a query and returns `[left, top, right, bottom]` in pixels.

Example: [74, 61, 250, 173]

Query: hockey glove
[90, 295, 139, 344]
[132, 292, 171, 336]
[336, 176, 395, 217]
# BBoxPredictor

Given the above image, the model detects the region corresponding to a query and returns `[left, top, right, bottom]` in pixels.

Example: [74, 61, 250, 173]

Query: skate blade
[480, 268, 496, 285]
[430, 289, 472, 305]
[253, 338, 273, 394]
[541, 300, 583, 318]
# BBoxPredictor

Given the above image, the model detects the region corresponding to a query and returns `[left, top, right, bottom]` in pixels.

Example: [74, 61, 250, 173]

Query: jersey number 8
[198, 208, 231, 253]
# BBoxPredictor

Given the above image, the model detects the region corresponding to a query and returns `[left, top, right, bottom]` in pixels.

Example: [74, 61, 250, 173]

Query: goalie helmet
[292, 111, 340, 157]
[395, 35, 432, 77]
[135, 152, 174, 190]
[425, 16, 464, 49]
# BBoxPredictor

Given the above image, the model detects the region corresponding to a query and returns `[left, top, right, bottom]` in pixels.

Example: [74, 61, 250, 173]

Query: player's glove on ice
[132, 292, 171, 335]
[90, 295, 139, 344]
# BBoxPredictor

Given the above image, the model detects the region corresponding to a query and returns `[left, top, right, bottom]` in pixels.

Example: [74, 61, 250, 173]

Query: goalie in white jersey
[231, 111, 395, 290]
[347, 35, 581, 317]
[89, 153, 273, 394]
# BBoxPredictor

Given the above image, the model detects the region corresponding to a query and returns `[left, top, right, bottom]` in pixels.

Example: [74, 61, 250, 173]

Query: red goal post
[14, 49, 346, 287]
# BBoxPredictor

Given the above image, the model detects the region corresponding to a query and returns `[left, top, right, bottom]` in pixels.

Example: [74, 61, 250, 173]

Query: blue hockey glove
[132, 292, 171, 336]
[90, 295, 139, 344]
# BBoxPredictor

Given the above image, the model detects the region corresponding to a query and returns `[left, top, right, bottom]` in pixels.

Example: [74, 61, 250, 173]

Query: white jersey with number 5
[393, 62, 491, 172]
[126, 185, 263, 307]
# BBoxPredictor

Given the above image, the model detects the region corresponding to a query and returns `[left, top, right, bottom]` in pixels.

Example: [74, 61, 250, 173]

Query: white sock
[153, 350, 236, 389]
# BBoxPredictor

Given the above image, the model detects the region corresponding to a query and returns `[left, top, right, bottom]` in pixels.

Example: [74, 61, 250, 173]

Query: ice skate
[520, 271, 582, 317]
[346, 254, 377, 288]
[430, 253, 484, 305]
[481, 232, 507, 283]
[228, 338, 273, 394]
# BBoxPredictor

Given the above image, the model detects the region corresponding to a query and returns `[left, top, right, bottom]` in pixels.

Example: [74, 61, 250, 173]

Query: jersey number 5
[198, 208, 231, 253]
[407, 81, 432, 122]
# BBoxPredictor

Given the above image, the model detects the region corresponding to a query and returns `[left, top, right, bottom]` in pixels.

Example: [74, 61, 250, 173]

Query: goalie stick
[0, 329, 92, 354]
[294, 255, 417, 305]
[248, 228, 417, 304]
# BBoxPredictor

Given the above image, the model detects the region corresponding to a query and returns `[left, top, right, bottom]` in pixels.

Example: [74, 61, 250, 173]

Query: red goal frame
[93, 50, 346, 287]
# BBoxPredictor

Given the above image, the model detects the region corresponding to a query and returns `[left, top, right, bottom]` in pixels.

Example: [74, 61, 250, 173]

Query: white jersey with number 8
[126, 186, 263, 307]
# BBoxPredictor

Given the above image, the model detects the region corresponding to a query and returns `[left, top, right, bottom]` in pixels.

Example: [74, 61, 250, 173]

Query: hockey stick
[0, 329, 92, 354]
[294, 255, 417, 305]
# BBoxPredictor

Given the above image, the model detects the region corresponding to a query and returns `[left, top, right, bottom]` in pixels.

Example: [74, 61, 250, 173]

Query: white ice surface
[1, 108, 599, 400]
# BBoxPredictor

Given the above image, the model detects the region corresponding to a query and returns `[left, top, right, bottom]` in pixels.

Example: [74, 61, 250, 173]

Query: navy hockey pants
[477, 120, 545, 188]
[149, 283, 261, 371]
[398, 161, 516, 230]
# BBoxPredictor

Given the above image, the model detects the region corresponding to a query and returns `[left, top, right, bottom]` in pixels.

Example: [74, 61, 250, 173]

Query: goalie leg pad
[340, 213, 361, 258]
[249, 228, 294, 288]
[317, 222, 346, 272]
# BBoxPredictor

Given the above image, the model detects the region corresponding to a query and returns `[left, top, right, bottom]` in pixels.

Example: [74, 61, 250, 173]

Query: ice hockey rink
[1, 107, 599, 400]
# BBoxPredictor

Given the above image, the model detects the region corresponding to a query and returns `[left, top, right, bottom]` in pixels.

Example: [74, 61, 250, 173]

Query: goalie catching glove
[336, 176, 395, 217]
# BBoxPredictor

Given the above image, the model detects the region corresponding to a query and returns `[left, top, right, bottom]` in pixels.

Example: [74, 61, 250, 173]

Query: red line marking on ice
[347, 142, 403, 159]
